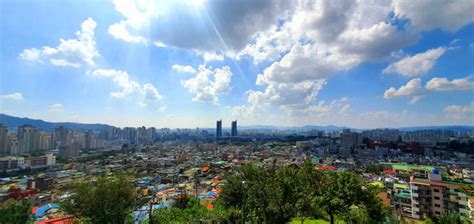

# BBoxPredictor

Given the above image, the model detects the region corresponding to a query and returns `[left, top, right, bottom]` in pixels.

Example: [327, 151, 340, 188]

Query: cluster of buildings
[381, 163, 474, 221]
[0, 121, 473, 223]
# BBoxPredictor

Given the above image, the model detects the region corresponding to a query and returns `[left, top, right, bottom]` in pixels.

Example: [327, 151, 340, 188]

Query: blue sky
[0, 0, 473, 128]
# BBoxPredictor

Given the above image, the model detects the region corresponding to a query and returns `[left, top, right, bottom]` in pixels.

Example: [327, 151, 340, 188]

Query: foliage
[0, 199, 31, 224]
[152, 198, 238, 223]
[220, 161, 388, 224]
[431, 212, 470, 224]
[61, 174, 137, 224]
[364, 164, 385, 174]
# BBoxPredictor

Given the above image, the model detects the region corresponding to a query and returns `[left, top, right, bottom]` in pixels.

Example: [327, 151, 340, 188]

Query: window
[434, 196, 440, 200]
[435, 211, 441, 215]
[433, 189, 440, 193]
[434, 204, 440, 208]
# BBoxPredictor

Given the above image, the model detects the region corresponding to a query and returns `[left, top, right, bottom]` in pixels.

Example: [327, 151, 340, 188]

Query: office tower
[17, 125, 40, 154]
[216, 120, 222, 139]
[231, 120, 237, 137]
[0, 124, 8, 154]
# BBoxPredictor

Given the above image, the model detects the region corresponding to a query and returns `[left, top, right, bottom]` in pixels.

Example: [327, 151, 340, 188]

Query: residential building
[341, 129, 360, 146]
[17, 125, 40, 154]
[410, 170, 470, 220]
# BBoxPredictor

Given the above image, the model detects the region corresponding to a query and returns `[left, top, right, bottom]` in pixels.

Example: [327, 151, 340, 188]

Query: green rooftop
[394, 183, 409, 189]
[370, 181, 384, 188]
[381, 163, 435, 172]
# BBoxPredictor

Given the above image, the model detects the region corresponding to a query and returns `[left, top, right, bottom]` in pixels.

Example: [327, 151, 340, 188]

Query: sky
[0, 0, 473, 129]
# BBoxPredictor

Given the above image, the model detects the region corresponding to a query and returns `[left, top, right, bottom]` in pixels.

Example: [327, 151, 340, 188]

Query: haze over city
[0, 0, 473, 129]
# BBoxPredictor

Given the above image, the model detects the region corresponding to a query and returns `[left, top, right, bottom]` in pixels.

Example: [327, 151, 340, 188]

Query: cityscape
[1, 0, 474, 224]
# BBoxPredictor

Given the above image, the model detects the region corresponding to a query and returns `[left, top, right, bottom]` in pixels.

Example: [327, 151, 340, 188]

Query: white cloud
[383, 47, 446, 77]
[195, 51, 224, 63]
[181, 65, 232, 104]
[109, 0, 294, 51]
[158, 106, 167, 112]
[19, 18, 99, 67]
[49, 104, 64, 113]
[234, 1, 420, 119]
[88, 69, 163, 102]
[172, 64, 196, 73]
[384, 78, 423, 104]
[256, 43, 357, 85]
[88, 69, 141, 98]
[143, 83, 163, 101]
[393, 0, 474, 32]
[426, 75, 474, 91]
[0, 92, 23, 101]
[443, 102, 474, 121]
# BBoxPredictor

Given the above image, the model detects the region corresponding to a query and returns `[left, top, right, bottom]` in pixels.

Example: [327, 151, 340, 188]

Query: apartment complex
[410, 171, 471, 220]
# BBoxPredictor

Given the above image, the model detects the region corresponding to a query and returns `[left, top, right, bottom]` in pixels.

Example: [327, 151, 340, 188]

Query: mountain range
[0, 113, 473, 132]
[0, 114, 114, 132]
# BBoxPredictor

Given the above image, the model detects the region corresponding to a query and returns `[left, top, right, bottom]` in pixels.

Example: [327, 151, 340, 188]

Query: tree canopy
[220, 162, 388, 224]
[0, 199, 31, 224]
[61, 175, 137, 224]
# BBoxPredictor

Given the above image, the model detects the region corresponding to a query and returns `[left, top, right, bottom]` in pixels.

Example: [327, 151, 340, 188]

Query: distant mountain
[397, 125, 474, 132]
[238, 125, 474, 132]
[240, 125, 353, 132]
[0, 114, 115, 132]
[1, 113, 473, 133]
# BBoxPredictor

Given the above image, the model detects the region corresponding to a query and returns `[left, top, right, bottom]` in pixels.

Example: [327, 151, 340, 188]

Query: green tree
[0, 199, 31, 224]
[432, 212, 469, 224]
[312, 172, 385, 224]
[61, 175, 137, 223]
[220, 163, 386, 224]
[152, 199, 237, 223]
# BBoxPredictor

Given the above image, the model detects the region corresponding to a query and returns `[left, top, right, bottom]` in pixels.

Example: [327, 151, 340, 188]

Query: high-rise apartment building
[53, 126, 68, 147]
[231, 120, 237, 137]
[340, 129, 360, 146]
[410, 171, 471, 220]
[17, 125, 40, 154]
[39, 132, 52, 151]
[216, 120, 222, 139]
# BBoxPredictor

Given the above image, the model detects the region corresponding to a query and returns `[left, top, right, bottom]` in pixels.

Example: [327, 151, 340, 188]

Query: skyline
[1, 0, 474, 129]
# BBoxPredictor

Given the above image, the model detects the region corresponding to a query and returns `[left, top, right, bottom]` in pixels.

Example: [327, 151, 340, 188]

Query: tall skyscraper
[0, 124, 8, 154]
[216, 120, 222, 139]
[17, 125, 40, 154]
[231, 120, 237, 137]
